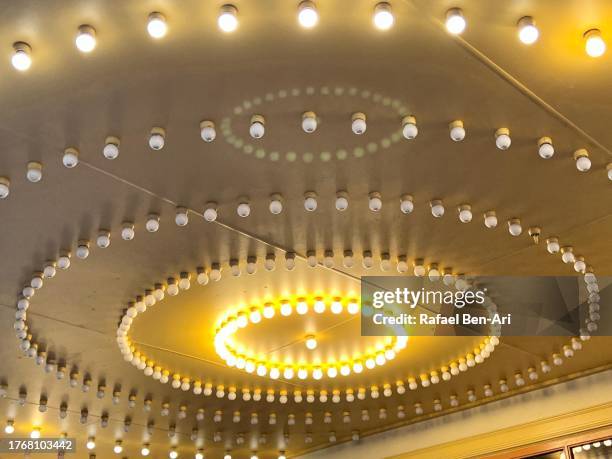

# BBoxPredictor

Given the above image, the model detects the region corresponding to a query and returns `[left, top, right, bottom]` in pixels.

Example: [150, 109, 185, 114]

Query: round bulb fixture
[96, 230, 111, 248]
[305, 334, 317, 350]
[218, 5, 239, 32]
[0, 177, 9, 198]
[574, 149, 591, 172]
[430, 199, 445, 218]
[351, 112, 367, 135]
[400, 194, 414, 214]
[76, 25, 97, 52]
[368, 192, 382, 211]
[335, 191, 349, 211]
[169, 449, 178, 459]
[203, 202, 218, 222]
[114, 441, 123, 454]
[200, 120, 216, 142]
[302, 111, 318, 133]
[149, 127, 166, 150]
[147, 12, 168, 38]
[304, 191, 318, 211]
[537, 137, 554, 159]
[103, 136, 120, 159]
[30, 427, 41, 439]
[584, 29, 606, 57]
[402, 115, 418, 139]
[249, 115, 265, 139]
[86, 437, 96, 450]
[175, 207, 189, 226]
[484, 210, 498, 228]
[12, 42, 32, 71]
[373, 2, 394, 30]
[445, 8, 466, 35]
[495, 128, 511, 150]
[458, 204, 473, 223]
[26, 161, 43, 183]
[62, 147, 79, 168]
[237, 200, 251, 217]
[145, 214, 160, 232]
[298, 1, 319, 28]
[518, 16, 539, 45]
[121, 222, 135, 241]
[449, 120, 465, 141]
[508, 218, 522, 236]
[269, 193, 283, 214]
[4, 420, 15, 434]
[141, 445, 151, 456]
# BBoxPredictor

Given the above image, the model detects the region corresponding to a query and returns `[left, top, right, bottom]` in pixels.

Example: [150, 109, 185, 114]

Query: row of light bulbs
[6, 2, 607, 74]
[4, 123, 610, 202]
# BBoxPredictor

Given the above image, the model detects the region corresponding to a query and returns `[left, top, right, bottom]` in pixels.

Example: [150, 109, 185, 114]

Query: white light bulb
[351, 113, 367, 135]
[373, 2, 394, 30]
[249, 115, 265, 139]
[400, 195, 414, 214]
[12, 42, 32, 71]
[62, 148, 79, 168]
[121, 223, 135, 241]
[147, 12, 168, 39]
[458, 205, 472, 223]
[331, 300, 343, 314]
[0, 177, 9, 198]
[495, 128, 511, 150]
[237, 201, 251, 217]
[76, 25, 96, 52]
[141, 446, 151, 456]
[203, 202, 218, 222]
[218, 5, 239, 32]
[302, 112, 317, 133]
[305, 335, 317, 350]
[518, 17, 539, 45]
[304, 192, 318, 211]
[149, 128, 165, 150]
[335, 191, 349, 211]
[146, 214, 160, 232]
[368, 192, 382, 211]
[103, 136, 120, 159]
[402, 115, 418, 139]
[449, 120, 465, 141]
[97, 231, 111, 248]
[430, 200, 445, 217]
[175, 207, 189, 226]
[537, 137, 554, 159]
[483, 211, 498, 228]
[314, 299, 326, 313]
[575, 150, 591, 172]
[508, 219, 522, 236]
[607, 163, 612, 180]
[584, 29, 606, 57]
[26, 162, 43, 183]
[298, 1, 318, 28]
[445, 8, 466, 35]
[269, 194, 283, 214]
[114, 443, 123, 454]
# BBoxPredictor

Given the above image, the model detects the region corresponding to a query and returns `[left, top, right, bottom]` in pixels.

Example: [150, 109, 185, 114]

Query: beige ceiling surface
[1, 1, 612, 458]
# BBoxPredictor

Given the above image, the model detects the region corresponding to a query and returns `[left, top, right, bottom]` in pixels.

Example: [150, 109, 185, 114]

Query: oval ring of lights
[213, 295, 409, 381]
[219, 86, 410, 163]
[12, 192, 599, 409]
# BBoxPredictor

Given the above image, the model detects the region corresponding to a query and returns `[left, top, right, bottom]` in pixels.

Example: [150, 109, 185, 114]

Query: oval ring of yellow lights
[213, 295, 409, 381]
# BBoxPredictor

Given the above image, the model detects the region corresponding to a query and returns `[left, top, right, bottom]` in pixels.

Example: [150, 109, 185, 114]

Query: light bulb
[373, 2, 394, 30]
[12, 42, 32, 71]
[508, 218, 522, 236]
[30, 427, 41, 439]
[335, 191, 349, 211]
[430, 199, 445, 217]
[4, 420, 15, 434]
[147, 12, 168, 38]
[296, 299, 308, 314]
[574, 149, 591, 171]
[280, 301, 292, 316]
[175, 207, 189, 226]
[169, 449, 178, 459]
[218, 5, 238, 32]
[114, 441, 123, 454]
[0, 177, 9, 198]
[103, 136, 120, 159]
[445, 8, 466, 35]
[537, 137, 554, 159]
[237, 200, 251, 217]
[495, 128, 511, 150]
[269, 193, 283, 214]
[458, 204, 472, 223]
[305, 335, 317, 350]
[314, 298, 326, 313]
[203, 202, 218, 222]
[399, 115, 419, 141]
[607, 163, 612, 180]
[400, 194, 414, 213]
[517, 17, 539, 45]
[145, 214, 160, 232]
[121, 222, 135, 241]
[484, 211, 498, 228]
[304, 191, 318, 211]
[302, 111, 318, 133]
[149, 127, 166, 150]
[141, 445, 151, 456]
[96, 230, 111, 248]
[351, 112, 367, 135]
[298, 1, 318, 28]
[449, 120, 465, 141]
[368, 191, 382, 211]
[62, 147, 79, 168]
[331, 299, 343, 314]
[347, 300, 359, 314]
[249, 115, 265, 139]
[86, 437, 96, 450]
[76, 25, 96, 52]
[584, 29, 606, 57]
